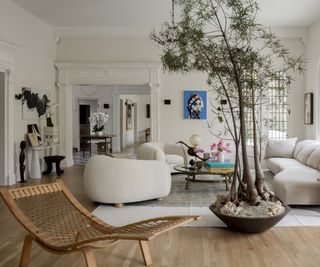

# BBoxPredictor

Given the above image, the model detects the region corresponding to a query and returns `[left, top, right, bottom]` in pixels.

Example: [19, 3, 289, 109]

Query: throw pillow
[264, 138, 297, 159]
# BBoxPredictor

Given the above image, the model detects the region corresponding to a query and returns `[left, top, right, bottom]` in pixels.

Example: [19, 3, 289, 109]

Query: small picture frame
[27, 124, 42, 145]
[28, 133, 39, 147]
[304, 93, 313, 125]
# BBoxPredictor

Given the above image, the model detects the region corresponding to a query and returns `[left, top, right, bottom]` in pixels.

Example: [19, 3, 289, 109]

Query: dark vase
[209, 203, 289, 233]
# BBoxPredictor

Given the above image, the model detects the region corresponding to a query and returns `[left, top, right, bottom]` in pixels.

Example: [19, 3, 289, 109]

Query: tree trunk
[238, 87, 259, 205]
[252, 99, 274, 200]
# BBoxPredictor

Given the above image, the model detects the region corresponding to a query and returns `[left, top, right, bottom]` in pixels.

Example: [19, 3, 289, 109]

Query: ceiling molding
[271, 27, 307, 39]
[54, 26, 159, 39]
[54, 26, 307, 40]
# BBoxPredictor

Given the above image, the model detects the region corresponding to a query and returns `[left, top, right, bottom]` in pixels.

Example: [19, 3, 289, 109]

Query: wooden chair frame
[0, 180, 199, 267]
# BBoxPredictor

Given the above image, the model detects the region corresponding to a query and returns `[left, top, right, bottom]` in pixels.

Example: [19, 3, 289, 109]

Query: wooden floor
[1, 166, 320, 267]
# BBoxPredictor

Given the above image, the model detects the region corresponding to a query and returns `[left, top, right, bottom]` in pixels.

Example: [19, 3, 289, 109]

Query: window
[267, 72, 288, 140]
[245, 72, 288, 145]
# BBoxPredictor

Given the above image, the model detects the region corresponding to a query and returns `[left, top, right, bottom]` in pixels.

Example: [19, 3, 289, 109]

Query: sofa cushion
[306, 147, 320, 170]
[293, 140, 318, 158]
[274, 168, 320, 205]
[264, 138, 297, 159]
[165, 154, 184, 165]
[266, 158, 305, 174]
[296, 143, 320, 164]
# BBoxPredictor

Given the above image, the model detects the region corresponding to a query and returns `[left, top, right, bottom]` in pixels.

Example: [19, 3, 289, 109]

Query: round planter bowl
[209, 204, 290, 233]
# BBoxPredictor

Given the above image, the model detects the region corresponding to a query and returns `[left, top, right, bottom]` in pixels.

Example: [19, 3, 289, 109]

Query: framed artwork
[304, 93, 313, 125]
[126, 100, 133, 130]
[183, 90, 207, 119]
[27, 124, 42, 145]
[27, 133, 39, 147]
[15, 87, 51, 120]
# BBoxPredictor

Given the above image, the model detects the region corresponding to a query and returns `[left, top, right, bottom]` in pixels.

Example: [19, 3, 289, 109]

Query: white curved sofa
[266, 139, 320, 205]
[136, 142, 186, 173]
[83, 156, 171, 206]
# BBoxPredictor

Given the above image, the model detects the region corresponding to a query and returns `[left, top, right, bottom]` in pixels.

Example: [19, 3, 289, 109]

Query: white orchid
[89, 112, 109, 132]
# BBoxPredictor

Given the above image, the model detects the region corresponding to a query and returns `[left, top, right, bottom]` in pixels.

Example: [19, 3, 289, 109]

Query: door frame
[55, 62, 161, 166]
[0, 40, 19, 185]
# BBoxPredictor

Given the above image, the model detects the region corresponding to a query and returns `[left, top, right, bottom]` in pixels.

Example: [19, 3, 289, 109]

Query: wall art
[15, 87, 50, 120]
[304, 93, 313, 125]
[183, 90, 207, 119]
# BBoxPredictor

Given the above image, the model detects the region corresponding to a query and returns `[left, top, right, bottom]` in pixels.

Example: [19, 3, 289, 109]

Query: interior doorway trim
[0, 40, 19, 185]
[55, 62, 161, 166]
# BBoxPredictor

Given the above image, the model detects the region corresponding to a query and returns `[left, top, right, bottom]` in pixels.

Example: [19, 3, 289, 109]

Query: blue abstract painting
[183, 90, 207, 119]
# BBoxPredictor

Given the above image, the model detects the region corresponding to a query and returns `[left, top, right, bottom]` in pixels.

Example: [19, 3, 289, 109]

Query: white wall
[305, 19, 320, 139]
[56, 36, 305, 156]
[281, 39, 306, 141]
[0, 72, 5, 180]
[0, 0, 55, 183]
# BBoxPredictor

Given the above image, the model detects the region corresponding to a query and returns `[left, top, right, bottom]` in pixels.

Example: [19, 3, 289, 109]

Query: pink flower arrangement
[195, 147, 205, 156]
[210, 140, 231, 159]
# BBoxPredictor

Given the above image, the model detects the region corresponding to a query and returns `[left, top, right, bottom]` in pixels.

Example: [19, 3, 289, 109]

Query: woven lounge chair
[0, 180, 199, 267]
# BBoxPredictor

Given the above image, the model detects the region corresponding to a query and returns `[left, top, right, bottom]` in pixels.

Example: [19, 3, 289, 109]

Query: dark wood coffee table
[174, 164, 234, 190]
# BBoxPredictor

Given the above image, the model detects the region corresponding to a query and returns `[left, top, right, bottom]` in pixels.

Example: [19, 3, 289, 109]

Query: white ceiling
[10, 0, 320, 28]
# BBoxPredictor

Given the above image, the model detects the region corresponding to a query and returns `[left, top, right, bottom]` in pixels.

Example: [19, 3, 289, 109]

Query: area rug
[92, 172, 320, 227]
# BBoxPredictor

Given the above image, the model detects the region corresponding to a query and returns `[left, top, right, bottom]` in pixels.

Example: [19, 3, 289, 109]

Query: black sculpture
[15, 87, 50, 117]
[19, 141, 27, 183]
[176, 141, 207, 161]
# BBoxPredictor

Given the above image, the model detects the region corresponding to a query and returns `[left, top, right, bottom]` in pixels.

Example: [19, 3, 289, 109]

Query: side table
[30, 144, 60, 179]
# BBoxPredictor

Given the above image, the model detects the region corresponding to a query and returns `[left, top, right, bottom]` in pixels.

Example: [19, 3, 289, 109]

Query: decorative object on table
[46, 102, 58, 127]
[304, 93, 313, 125]
[27, 133, 39, 147]
[177, 140, 207, 162]
[189, 134, 201, 146]
[15, 87, 50, 119]
[42, 155, 65, 176]
[177, 134, 210, 163]
[19, 141, 27, 183]
[27, 124, 42, 145]
[126, 99, 133, 130]
[183, 90, 207, 119]
[210, 140, 231, 163]
[205, 160, 235, 172]
[89, 112, 109, 135]
[152, 0, 304, 232]
[43, 127, 59, 144]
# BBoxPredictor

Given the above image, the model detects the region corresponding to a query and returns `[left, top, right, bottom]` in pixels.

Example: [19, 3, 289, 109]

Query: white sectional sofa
[266, 139, 320, 205]
[136, 142, 186, 173]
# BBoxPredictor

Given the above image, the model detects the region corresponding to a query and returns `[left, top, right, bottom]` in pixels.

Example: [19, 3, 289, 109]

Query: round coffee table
[174, 164, 235, 190]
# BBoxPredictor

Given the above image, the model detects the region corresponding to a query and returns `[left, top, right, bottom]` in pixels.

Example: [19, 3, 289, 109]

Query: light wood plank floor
[1, 166, 320, 267]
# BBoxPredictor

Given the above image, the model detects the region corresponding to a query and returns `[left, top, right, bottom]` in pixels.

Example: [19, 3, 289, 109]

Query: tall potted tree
[151, 0, 304, 232]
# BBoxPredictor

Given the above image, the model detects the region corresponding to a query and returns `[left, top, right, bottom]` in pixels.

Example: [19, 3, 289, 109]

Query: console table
[30, 144, 59, 179]
[80, 134, 116, 157]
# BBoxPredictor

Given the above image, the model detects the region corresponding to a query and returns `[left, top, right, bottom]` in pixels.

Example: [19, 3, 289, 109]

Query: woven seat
[0, 180, 199, 267]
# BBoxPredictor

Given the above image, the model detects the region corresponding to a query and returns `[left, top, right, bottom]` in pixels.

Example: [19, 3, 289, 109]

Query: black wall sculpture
[15, 87, 50, 117]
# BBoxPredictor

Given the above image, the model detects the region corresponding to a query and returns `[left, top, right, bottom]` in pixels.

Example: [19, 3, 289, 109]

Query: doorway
[79, 104, 91, 136]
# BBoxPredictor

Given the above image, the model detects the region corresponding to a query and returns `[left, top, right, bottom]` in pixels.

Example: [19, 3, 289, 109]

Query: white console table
[30, 144, 59, 179]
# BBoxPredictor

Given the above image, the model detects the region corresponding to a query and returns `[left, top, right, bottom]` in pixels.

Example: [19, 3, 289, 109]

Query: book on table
[205, 160, 235, 172]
